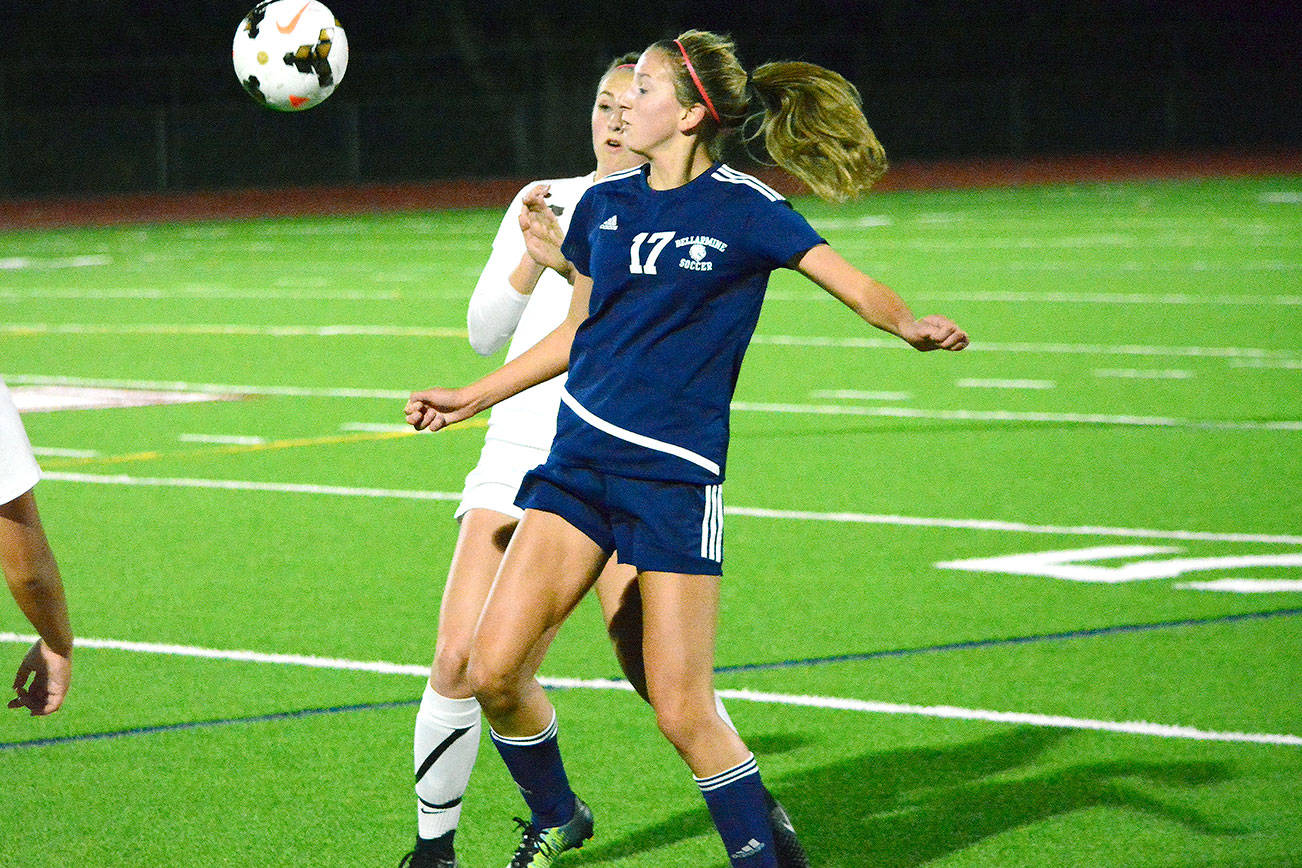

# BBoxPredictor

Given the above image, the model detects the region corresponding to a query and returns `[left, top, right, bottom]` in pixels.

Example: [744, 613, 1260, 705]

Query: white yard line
[0, 631, 1295, 746]
[0, 323, 465, 338]
[956, 378, 1056, 390]
[729, 401, 1302, 433]
[39, 471, 1302, 545]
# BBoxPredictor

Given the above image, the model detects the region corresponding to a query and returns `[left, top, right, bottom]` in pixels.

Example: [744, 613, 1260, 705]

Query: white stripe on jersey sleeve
[711, 165, 785, 202]
[560, 387, 722, 476]
[592, 165, 645, 187]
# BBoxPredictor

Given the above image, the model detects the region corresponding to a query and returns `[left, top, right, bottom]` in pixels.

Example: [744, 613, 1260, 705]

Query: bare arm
[795, 244, 968, 351]
[405, 272, 592, 431]
[2, 491, 72, 716]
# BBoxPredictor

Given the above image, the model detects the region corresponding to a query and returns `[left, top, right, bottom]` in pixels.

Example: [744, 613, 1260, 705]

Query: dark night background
[2, 1, 1298, 196]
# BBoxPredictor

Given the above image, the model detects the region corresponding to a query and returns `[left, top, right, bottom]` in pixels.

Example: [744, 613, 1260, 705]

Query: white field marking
[1176, 578, 1302, 593]
[807, 215, 893, 229]
[10, 376, 1299, 432]
[340, 422, 419, 433]
[0, 323, 465, 338]
[177, 434, 266, 446]
[10, 385, 238, 413]
[1231, 358, 1302, 370]
[0, 631, 1294, 746]
[748, 334, 1302, 362]
[1176, 579, 1302, 593]
[31, 447, 100, 459]
[0, 255, 111, 270]
[936, 546, 1302, 584]
[809, 390, 913, 401]
[4, 376, 410, 401]
[42, 472, 461, 502]
[729, 401, 1302, 433]
[1260, 191, 1302, 204]
[913, 289, 1302, 304]
[956, 378, 1056, 390]
[0, 289, 405, 301]
[763, 287, 1302, 303]
[1094, 369, 1194, 380]
[39, 471, 1302, 546]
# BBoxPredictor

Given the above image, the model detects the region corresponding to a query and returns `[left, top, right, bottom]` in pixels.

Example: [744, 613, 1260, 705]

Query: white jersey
[0, 377, 41, 505]
[466, 173, 595, 452]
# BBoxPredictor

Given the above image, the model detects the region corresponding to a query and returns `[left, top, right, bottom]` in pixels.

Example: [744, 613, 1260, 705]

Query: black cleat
[398, 849, 460, 868]
[765, 790, 810, 868]
[506, 796, 595, 867]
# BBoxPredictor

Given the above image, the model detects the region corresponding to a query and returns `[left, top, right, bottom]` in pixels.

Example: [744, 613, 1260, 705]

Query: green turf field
[1, 175, 1300, 867]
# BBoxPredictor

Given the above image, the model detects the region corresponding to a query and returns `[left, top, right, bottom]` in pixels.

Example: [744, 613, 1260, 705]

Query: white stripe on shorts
[700, 484, 724, 562]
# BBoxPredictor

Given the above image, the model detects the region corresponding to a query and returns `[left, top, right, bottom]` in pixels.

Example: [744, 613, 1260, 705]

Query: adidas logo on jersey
[730, 839, 767, 860]
[599, 214, 619, 230]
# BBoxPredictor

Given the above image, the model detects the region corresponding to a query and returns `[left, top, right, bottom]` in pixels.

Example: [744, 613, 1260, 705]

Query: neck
[645, 139, 714, 191]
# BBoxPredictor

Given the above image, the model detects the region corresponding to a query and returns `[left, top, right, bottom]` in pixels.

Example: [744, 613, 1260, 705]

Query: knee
[430, 636, 473, 697]
[467, 654, 523, 718]
[650, 692, 714, 752]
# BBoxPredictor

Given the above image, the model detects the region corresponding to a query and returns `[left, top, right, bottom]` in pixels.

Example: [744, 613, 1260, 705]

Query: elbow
[467, 330, 504, 357]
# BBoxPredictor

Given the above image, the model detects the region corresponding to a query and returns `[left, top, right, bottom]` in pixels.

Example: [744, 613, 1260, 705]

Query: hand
[518, 185, 572, 277]
[901, 315, 968, 351]
[9, 639, 70, 716]
[404, 387, 476, 432]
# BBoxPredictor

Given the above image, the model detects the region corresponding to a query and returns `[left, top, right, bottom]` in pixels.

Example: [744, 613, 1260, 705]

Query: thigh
[436, 508, 517, 650]
[637, 570, 721, 707]
[472, 508, 610, 677]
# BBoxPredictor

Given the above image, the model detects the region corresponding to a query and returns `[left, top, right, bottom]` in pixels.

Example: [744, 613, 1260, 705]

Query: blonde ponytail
[654, 30, 887, 201]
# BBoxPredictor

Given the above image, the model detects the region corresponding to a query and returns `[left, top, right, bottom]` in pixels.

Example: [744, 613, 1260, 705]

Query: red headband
[615, 63, 636, 70]
[674, 39, 720, 124]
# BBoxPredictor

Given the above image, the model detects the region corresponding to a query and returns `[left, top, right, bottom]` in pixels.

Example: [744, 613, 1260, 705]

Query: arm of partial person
[466, 186, 551, 356]
[795, 244, 968, 351]
[406, 272, 592, 432]
[2, 493, 72, 716]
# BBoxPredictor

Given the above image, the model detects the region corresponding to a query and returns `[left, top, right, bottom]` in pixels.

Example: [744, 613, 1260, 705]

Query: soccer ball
[232, 0, 349, 111]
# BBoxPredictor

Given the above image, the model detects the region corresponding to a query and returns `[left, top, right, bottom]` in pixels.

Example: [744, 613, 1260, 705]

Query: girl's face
[618, 49, 689, 158]
[591, 68, 641, 177]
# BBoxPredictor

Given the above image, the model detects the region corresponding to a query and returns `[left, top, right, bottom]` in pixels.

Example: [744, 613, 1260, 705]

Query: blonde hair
[649, 30, 887, 201]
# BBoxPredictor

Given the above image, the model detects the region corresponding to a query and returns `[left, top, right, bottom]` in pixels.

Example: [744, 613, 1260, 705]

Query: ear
[678, 102, 709, 135]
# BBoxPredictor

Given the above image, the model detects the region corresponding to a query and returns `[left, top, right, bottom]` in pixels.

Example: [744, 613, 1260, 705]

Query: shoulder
[705, 164, 788, 205]
[591, 165, 645, 191]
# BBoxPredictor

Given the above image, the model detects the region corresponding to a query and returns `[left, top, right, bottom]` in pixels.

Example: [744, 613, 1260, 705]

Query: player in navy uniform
[406, 30, 967, 867]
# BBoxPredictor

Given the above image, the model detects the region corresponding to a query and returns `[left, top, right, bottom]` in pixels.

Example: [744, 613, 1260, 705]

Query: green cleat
[506, 796, 595, 867]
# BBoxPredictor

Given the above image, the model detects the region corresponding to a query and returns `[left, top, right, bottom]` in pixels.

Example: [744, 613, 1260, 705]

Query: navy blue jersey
[555, 162, 826, 484]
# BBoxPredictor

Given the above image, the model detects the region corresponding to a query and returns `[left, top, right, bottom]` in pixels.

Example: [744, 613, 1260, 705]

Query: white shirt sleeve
[466, 185, 535, 356]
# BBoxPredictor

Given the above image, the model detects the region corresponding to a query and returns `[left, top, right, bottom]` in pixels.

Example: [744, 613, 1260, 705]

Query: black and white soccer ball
[232, 0, 348, 111]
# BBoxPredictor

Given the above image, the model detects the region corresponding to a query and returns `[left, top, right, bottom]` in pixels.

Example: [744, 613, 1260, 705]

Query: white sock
[414, 684, 483, 841]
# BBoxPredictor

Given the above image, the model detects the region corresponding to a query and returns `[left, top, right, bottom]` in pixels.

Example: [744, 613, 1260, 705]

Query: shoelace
[509, 817, 554, 866]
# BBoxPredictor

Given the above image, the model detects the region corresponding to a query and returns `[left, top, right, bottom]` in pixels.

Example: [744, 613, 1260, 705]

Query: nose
[608, 108, 626, 132]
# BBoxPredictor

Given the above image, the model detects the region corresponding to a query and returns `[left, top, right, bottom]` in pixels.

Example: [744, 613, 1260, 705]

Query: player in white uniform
[0, 377, 73, 716]
[400, 56, 648, 868]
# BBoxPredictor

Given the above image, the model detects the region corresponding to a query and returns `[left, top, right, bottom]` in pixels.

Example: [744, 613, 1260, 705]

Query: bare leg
[637, 570, 748, 776]
[469, 508, 608, 736]
[592, 556, 646, 699]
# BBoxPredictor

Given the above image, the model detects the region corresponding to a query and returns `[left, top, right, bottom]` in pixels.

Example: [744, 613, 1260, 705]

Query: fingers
[913, 316, 969, 351]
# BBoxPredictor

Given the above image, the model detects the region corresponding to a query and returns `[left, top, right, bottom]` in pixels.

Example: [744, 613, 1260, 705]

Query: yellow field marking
[41, 420, 487, 470]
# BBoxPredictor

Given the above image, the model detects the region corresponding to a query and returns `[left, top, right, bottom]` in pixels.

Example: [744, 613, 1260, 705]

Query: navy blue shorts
[515, 459, 724, 576]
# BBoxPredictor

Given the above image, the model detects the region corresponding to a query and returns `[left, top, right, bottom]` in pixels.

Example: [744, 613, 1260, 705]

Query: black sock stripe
[415, 725, 474, 783]
[417, 794, 463, 811]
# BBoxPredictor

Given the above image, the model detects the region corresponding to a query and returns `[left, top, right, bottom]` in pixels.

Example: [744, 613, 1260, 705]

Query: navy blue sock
[489, 712, 576, 829]
[696, 754, 777, 867]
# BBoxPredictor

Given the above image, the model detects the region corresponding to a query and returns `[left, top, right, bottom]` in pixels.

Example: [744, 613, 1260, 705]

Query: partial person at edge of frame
[1, 376, 73, 717]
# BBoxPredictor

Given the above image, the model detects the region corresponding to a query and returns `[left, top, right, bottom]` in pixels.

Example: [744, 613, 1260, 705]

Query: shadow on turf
[569, 726, 1241, 866]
